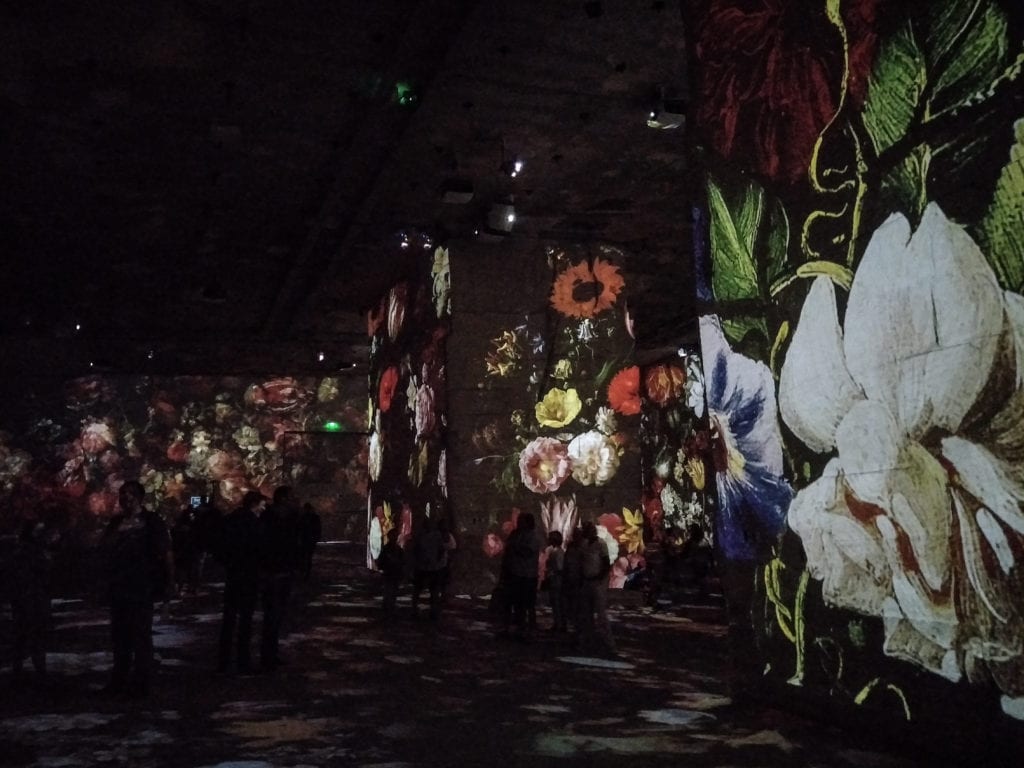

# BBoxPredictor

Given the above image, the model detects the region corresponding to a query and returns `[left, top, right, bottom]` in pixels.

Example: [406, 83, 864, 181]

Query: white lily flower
[780, 203, 1024, 707]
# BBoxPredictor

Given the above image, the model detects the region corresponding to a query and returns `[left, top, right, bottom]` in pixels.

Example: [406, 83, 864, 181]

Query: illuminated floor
[1, 547, 934, 767]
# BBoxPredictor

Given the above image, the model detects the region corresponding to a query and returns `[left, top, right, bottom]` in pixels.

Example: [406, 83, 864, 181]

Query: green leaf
[861, 0, 1012, 156]
[925, 0, 1010, 120]
[880, 144, 931, 223]
[975, 119, 1024, 292]
[766, 198, 791, 286]
[707, 176, 763, 302]
[862, 22, 926, 156]
[722, 316, 769, 349]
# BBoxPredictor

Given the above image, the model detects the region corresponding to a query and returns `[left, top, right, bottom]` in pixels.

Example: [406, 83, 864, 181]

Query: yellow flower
[535, 388, 583, 428]
[685, 456, 706, 490]
[552, 358, 573, 380]
[620, 507, 645, 554]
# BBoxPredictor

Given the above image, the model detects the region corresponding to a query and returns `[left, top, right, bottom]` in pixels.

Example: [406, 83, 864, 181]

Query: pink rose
[518, 437, 572, 494]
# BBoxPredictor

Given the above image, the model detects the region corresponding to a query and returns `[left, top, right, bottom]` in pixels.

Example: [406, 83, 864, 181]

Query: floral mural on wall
[472, 246, 643, 587]
[638, 351, 715, 547]
[0, 374, 367, 530]
[689, 0, 1024, 726]
[365, 241, 450, 567]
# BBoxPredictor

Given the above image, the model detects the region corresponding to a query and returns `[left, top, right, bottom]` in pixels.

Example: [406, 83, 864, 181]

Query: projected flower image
[0, 375, 368, 529]
[366, 241, 450, 568]
[474, 246, 643, 586]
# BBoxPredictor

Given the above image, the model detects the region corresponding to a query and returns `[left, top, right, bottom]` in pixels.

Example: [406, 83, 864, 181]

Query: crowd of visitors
[1, 480, 323, 697]
[3, 483, 716, 696]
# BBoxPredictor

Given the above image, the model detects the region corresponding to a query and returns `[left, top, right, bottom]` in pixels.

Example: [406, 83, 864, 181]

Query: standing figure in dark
[499, 512, 541, 640]
[411, 516, 445, 620]
[561, 528, 584, 636]
[193, 499, 223, 586]
[578, 521, 615, 655]
[101, 481, 174, 696]
[171, 505, 199, 596]
[217, 491, 264, 675]
[376, 528, 405, 620]
[258, 486, 299, 671]
[437, 518, 457, 602]
[6, 521, 52, 684]
[543, 530, 566, 633]
[297, 502, 321, 581]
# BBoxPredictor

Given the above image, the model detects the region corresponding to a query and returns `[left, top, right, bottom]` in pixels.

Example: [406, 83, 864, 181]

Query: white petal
[845, 205, 1003, 438]
[976, 506, 1016, 574]
[876, 516, 958, 652]
[788, 462, 889, 616]
[844, 212, 917, 417]
[835, 400, 902, 508]
[955, 492, 1011, 623]
[1002, 695, 1024, 721]
[942, 436, 1024, 535]
[779, 277, 863, 452]
[908, 204, 1003, 434]
[888, 443, 953, 592]
[881, 597, 962, 682]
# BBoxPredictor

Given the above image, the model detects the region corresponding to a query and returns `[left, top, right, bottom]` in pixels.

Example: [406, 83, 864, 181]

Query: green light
[323, 421, 343, 432]
[394, 81, 417, 106]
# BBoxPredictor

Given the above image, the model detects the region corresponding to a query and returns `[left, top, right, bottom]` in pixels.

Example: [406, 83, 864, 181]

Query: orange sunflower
[550, 257, 626, 318]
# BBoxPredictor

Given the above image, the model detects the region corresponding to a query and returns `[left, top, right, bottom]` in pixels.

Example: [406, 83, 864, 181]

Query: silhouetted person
[412, 516, 445, 620]
[101, 481, 173, 696]
[298, 502, 321, 580]
[578, 521, 615, 655]
[437, 519, 457, 601]
[259, 485, 299, 671]
[193, 500, 223, 585]
[217, 491, 264, 675]
[500, 512, 541, 640]
[376, 528, 405, 620]
[172, 506, 199, 595]
[6, 521, 52, 683]
[561, 528, 584, 635]
[543, 530, 565, 632]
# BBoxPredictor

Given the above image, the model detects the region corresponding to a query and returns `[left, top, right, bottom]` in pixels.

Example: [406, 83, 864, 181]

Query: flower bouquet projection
[473, 246, 644, 587]
[639, 355, 714, 545]
[690, 0, 1024, 725]
[365, 242, 451, 567]
[0, 374, 367, 529]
